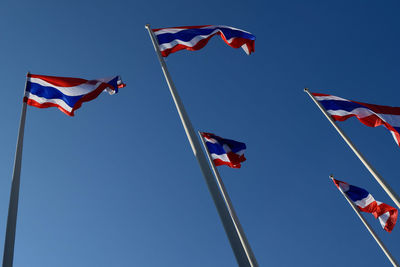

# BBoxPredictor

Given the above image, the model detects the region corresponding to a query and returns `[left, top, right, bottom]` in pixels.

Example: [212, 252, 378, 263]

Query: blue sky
[0, 0, 399, 266]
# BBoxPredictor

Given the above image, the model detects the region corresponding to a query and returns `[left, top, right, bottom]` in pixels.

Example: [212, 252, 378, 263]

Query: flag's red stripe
[24, 97, 73, 116]
[161, 34, 254, 57]
[311, 93, 330, 97]
[213, 159, 242, 168]
[354, 100, 400, 115]
[28, 74, 87, 88]
[330, 113, 400, 145]
[152, 25, 212, 32]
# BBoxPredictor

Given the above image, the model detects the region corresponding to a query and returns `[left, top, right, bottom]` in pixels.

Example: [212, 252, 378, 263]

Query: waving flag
[332, 178, 398, 232]
[152, 25, 256, 57]
[25, 74, 125, 116]
[313, 93, 400, 146]
[201, 132, 246, 168]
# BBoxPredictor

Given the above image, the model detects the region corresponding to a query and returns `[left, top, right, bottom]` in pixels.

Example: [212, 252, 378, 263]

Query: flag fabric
[201, 132, 246, 168]
[25, 74, 125, 116]
[332, 178, 398, 232]
[313, 93, 400, 146]
[152, 25, 256, 57]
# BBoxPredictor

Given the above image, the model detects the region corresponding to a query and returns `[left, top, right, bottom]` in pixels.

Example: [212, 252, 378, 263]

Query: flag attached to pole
[152, 25, 256, 57]
[332, 178, 398, 232]
[200, 132, 246, 168]
[312, 93, 400, 146]
[24, 74, 125, 116]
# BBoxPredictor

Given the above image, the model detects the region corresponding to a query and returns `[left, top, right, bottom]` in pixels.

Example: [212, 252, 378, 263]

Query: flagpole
[304, 88, 400, 209]
[330, 175, 399, 267]
[145, 25, 252, 266]
[198, 131, 258, 267]
[3, 73, 29, 267]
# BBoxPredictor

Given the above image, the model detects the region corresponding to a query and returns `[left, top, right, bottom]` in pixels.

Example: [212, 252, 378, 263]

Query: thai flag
[201, 132, 246, 168]
[152, 25, 256, 57]
[24, 74, 125, 116]
[332, 178, 398, 232]
[313, 93, 400, 146]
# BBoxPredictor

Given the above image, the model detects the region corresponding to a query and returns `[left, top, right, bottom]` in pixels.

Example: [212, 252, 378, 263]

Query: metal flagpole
[3, 73, 30, 267]
[304, 88, 400, 209]
[145, 24, 252, 267]
[330, 175, 399, 267]
[198, 131, 258, 267]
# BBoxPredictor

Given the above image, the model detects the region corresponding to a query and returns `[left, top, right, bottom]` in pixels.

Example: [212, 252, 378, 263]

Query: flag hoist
[304, 88, 400, 209]
[330, 176, 399, 267]
[3, 73, 124, 267]
[145, 24, 257, 267]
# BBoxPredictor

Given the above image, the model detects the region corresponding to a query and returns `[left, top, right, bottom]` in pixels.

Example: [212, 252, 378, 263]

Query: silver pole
[304, 88, 400, 209]
[145, 24, 252, 267]
[198, 131, 258, 267]
[3, 73, 29, 267]
[330, 175, 399, 267]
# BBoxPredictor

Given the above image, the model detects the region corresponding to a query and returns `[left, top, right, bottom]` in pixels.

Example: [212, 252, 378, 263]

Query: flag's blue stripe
[319, 99, 365, 112]
[205, 136, 246, 155]
[345, 185, 370, 202]
[206, 142, 228, 155]
[26, 82, 82, 108]
[157, 27, 255, 45]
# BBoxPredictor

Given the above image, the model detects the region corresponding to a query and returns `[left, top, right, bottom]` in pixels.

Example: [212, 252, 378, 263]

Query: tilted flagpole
[304, 88, 400, 209]
[198, 131, 258, 267]
[145, 24, 253, 267]
[330, 175, 399, 267]
[3, 73, 30, 267]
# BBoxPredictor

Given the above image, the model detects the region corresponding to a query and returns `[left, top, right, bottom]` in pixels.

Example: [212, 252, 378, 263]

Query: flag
[152, 25, 256, 57]
[25, 74, 125, 116]
[201, 132, 246, 168]
[313, 93, 400, 146]
[332, 178, 398, 232]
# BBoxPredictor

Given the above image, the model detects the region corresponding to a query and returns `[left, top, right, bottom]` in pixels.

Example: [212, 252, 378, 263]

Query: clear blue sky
[0, 0, 399, 266]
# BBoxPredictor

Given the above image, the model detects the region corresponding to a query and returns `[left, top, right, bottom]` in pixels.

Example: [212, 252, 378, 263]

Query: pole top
[145, 24, 151, 29]
[329, 174, 334, 179]
[304, 88, 309, 92]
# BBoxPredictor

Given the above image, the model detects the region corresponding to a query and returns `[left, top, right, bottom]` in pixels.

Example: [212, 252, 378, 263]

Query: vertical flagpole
[145, 25, 252, 266]
[330, 175, 399, 267]
[304, 88, 400, 209]
[3, 73, 29, 267]
[199, 131, 258, 267]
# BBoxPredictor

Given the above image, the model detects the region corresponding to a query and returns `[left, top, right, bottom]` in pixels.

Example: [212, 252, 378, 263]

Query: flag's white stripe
[327, 107, 375, 119]
[241, 44, 250, 55]
[25, 92, 73, 112]
[203, 136, 218, 144]
[29, 77, 101, 97]
[338, 182, 350, 192]
[235, 149, 245, 156]
[354, 194, 376, 208]
[327, 108, 400, 127]
[154, 25, 251, 36]
[155, 28, 197, 35]
[210, 153, 230, 163]
[158, 29, 238, 52]
[378, 114, 400, 128]
[378, 212, 390, 229]
[315, 95, 350, 102]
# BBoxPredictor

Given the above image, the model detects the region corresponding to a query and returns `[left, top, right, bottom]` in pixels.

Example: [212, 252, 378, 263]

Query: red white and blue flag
[201, 132, 246, 168]
[313, 93, 400, 146]
[332, 178, 398, 232]
[152, 25, 256, 57]
[24, 74, 125, 116]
